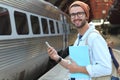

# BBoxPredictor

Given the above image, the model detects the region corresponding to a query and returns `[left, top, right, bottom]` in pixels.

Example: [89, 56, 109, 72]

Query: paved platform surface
[38, 61, 69, 80]
[110, 35, 120, 50]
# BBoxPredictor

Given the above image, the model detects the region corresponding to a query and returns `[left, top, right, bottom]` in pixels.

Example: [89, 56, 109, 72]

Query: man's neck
[78, 23, 89, 35]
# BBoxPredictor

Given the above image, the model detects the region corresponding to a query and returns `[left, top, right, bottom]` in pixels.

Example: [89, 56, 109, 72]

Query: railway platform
[38, 62, 69, 80]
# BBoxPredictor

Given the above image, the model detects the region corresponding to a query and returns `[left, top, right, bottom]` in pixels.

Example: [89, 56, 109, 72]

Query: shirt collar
[77, 22, 95, 41]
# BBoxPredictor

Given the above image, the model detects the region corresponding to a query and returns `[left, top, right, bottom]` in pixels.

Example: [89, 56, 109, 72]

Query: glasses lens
[70, 12, 85, 18]
[77, 12, 85, 17]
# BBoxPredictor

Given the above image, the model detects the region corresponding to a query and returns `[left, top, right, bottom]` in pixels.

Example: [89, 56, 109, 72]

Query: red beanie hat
[69, 1, 90, 19]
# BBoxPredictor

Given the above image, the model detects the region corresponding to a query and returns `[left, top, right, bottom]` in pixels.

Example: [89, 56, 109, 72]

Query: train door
[60, 14, 68, 49]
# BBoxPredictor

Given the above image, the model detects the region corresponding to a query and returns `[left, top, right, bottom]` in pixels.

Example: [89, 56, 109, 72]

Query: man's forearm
[59, 58, 89, 75]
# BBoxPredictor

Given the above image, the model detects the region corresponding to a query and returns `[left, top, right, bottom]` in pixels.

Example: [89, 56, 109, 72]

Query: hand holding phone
[45, 41, 51, 48]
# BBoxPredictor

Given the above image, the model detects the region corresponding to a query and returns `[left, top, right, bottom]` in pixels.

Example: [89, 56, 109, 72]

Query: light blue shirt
[73, 22, 112, 78]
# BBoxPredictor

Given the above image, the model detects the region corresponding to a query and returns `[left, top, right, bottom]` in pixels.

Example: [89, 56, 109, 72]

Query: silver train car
[0, 0, 76, 80]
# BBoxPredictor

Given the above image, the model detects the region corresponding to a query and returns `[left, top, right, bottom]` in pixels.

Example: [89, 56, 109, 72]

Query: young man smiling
[47, 1, 112, 80]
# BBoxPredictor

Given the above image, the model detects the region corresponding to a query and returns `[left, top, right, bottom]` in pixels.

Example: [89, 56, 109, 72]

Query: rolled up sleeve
[86, 34, 112, 77]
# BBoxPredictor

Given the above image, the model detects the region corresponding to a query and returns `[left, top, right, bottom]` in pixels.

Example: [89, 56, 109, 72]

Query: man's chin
[76, 26, 82, 29]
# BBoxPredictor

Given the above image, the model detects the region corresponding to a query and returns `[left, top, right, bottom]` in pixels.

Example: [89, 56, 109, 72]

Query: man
[47, 1, 112, 80]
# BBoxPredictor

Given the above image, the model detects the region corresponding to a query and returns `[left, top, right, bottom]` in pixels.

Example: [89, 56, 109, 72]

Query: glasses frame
[70, 12, 85, 19]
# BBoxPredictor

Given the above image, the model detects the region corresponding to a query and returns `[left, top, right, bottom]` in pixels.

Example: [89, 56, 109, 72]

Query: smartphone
[45, 41, 51, 47]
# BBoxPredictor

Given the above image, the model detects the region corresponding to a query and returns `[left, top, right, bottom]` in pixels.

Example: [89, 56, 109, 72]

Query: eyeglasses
[70, 12, 85, 19]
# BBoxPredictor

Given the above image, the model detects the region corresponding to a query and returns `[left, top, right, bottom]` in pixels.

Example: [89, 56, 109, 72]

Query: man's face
[69, 6, 87, 29]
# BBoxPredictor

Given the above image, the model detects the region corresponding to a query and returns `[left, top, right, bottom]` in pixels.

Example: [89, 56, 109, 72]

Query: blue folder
[69, 46, 90, 78]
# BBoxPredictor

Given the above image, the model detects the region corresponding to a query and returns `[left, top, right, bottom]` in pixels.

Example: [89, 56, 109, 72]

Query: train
[0, 0, 76, 80]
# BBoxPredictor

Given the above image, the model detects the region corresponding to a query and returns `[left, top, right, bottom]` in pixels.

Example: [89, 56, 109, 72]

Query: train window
[30, 15, 40, 34]
[41, 18, 49, 34]
[49, 20, 55, 34]
[0, 7, 11, 35]
[14, 11, 29, 34]
[63, 23, 67, 32]
[56, 22, 59, 33]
